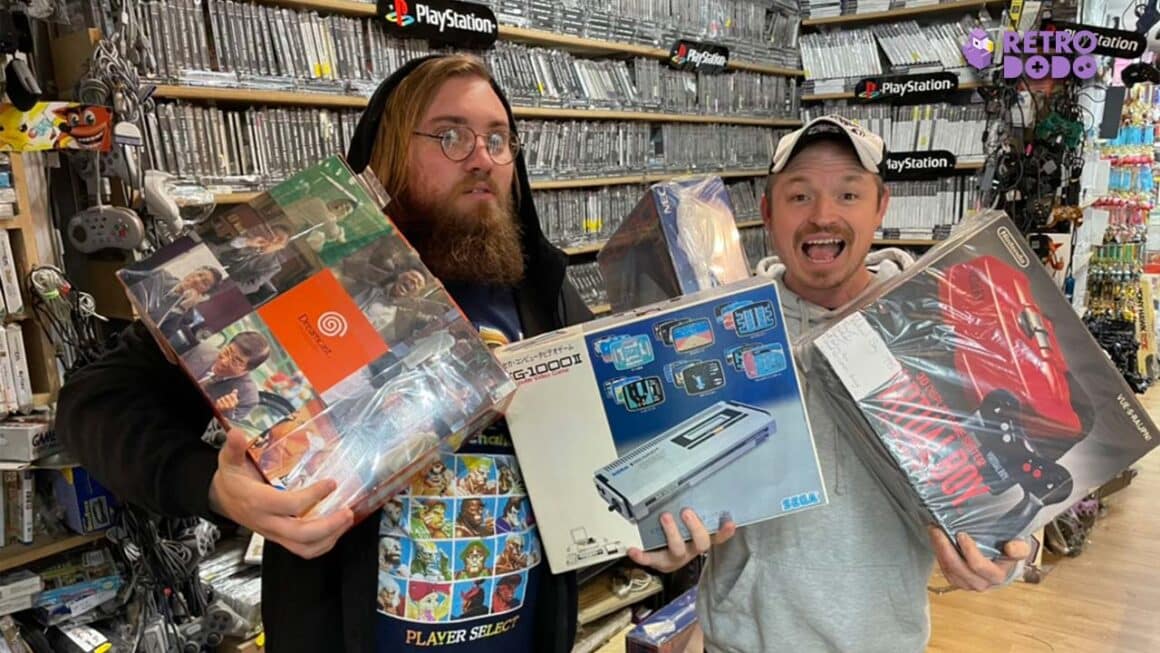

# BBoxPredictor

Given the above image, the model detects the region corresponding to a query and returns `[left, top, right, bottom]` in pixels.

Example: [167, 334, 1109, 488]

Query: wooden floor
[927, 387, 1160, 652]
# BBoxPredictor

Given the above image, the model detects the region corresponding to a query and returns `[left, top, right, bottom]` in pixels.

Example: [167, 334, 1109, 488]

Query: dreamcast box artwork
[118, 156, 516, 521]
[496, 276, 826, 573]
[802, 210, 1160, 557]
[597, 176, 751, 313]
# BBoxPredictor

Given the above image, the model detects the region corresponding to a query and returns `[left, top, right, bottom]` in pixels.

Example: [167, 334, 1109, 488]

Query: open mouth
[801, 237, 847, 264]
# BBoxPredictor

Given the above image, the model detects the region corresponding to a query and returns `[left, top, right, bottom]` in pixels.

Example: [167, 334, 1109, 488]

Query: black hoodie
[56, 55, 589, 652]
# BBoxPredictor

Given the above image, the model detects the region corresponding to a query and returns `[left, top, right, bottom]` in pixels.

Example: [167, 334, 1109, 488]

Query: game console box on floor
[496, 277, 826, 573]
[597, 176, 751, 313]
[117, 155, 516, 521]
[801, 209, 1160, 558]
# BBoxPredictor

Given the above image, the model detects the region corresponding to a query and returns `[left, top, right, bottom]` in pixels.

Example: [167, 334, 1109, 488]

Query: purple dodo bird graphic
[962, 28, 996, 69]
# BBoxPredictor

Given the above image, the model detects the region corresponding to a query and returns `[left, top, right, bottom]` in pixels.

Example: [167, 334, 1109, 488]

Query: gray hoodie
[697, 248, 936, 653]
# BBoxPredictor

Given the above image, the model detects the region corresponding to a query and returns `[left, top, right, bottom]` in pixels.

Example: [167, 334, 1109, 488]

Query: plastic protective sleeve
[794, 210, 1103, 559]
[672, 176, 751, 290]
[56, 321, 220, 519]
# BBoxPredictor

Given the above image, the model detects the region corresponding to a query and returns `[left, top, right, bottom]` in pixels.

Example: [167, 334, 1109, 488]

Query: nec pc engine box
[804, 210, 1160, 557]
[597, 176, 750, 313]
[117, 156, 515, 522]
[496, 276, 826, 573]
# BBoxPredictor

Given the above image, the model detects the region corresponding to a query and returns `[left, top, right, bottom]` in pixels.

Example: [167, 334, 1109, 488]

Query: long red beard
[392, 180, 525, 285]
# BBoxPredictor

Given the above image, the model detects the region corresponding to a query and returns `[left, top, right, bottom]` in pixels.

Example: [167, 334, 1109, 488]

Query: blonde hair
[367, 55, 496, 202]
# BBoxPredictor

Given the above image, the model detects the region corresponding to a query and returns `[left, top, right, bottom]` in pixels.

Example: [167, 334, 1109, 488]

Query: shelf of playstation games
[56, 0, 816, 317]
[793, 0, 1003, 246]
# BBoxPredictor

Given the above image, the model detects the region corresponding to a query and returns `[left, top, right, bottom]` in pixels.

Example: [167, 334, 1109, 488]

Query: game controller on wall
[67, 204, 146, 253]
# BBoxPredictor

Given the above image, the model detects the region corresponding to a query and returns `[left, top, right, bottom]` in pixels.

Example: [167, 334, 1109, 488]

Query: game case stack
[598, 176, 751, 312]
[118, 156, 516, 520]
[497, 276, 826, 573]
[804, 104, 988, 162]
[566, 262, 611, 309]
[740, 228, 771, 270]
[802, 210, 1160, 557]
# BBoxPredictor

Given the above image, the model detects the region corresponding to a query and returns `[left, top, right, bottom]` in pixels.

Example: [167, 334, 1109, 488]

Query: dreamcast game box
[118, 156, 516, 521]
[802, 209, 1160, 557]
[495, 276, 826, 573]
[597, 176, 751, 313]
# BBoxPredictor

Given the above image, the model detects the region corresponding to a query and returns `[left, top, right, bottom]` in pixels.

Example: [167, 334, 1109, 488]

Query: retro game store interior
[2, 0, 1160, 651]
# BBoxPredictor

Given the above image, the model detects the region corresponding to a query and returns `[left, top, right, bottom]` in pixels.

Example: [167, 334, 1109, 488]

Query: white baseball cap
[770, 114, 887, 176]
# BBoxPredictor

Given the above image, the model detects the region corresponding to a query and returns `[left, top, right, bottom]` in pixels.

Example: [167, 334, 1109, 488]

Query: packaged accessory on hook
[597, 175, 751, 312]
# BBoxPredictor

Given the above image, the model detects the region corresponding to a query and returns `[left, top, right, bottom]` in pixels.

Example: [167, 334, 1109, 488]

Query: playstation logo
[385, 0, 416, 26]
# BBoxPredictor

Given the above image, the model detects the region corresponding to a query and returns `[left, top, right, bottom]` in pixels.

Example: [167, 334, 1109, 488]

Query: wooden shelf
[531, 168, 766, 191]
[801, 0, 1006, 27]
[512, 107, 801, 127]
[8, 155, 61, 399]
[215, 192, 263, 205]
[565, 241, 605, 256]
[152, 85, 801, 128]
[252, 0, 374, 15]
[500, 25, 670, 58]
[0, 531, 106, 573]
[801, 79, 986, 102]
[152, 85, 369, 108]
[500, 26, 804, 77]
[563, 217, 762, 256]
[220, 633, 265, 652]
[579, 571, 663, 625]
[216, 169, 769, 204]
[570, 234, 940, 256]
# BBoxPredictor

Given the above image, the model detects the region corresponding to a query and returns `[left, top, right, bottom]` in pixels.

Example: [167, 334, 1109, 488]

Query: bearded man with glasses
[56, 54, 641, 653]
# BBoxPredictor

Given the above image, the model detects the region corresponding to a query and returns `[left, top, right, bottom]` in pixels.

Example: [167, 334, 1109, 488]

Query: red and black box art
[805, 210, 1160, 557]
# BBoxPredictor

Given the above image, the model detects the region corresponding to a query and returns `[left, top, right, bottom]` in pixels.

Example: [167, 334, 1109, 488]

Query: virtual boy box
[804, 210, 1160, 557]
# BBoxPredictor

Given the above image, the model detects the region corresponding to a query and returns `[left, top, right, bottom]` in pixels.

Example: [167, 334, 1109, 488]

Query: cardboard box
[0, 418, 59, 462]
[625, 586, 699, 653]
[51, 467, 117, 534]
[117, 156, 516, 520]
[597, 176, 750, 313]
[497, 277, 826, 573]
[805, 210, 1160, 557]
[0, 570, 42, 601]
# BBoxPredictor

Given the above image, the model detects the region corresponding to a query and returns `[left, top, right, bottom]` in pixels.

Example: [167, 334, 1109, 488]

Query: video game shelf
[118, 155, 516, 521]
[804, 210, 1160, 557]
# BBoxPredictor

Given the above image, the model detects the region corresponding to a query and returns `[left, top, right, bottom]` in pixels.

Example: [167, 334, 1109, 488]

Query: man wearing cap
[629, 115, 1030, 652]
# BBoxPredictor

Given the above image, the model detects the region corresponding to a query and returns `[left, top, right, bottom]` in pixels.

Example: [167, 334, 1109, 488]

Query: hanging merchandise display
[1081, 81, 1159, 393]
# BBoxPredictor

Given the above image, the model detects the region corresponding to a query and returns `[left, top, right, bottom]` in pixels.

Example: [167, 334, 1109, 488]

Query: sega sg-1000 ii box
[802, 210, 1160, 557]
[496, 276, 826, 573]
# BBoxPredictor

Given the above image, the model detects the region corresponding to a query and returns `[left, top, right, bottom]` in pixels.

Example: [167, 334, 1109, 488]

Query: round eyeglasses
[412, 126, 521, 165]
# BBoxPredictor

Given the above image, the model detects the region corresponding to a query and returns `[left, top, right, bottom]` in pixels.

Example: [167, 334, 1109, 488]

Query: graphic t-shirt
[376, 283, 544, 651]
